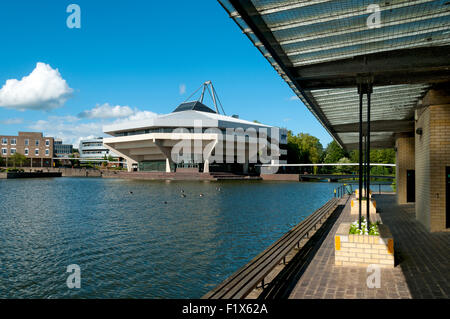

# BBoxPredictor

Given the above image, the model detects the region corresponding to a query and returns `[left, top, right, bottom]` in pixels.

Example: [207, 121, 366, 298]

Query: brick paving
[289, 193, 450, 299]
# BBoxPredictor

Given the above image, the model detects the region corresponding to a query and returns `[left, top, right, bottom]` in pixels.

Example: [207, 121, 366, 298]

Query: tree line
[285, 130, 395, 175]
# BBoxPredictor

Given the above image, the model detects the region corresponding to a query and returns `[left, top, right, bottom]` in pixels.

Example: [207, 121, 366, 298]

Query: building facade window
[35, 140, 39, 146]
[45, 149, 49, 156]
[24, 148, 29, 156]
[10, 148, 16, 155]
[25, 139, 29, 146]
[35, 149, 39, 156]
[1, 148, 7, 155]
[11, 138, 16, 145]
[45, 139, 50, 147]
[2, 138, 7, 145]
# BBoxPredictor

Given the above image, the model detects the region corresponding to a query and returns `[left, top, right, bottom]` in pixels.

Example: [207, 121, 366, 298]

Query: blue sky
[0, 0, 332, 147]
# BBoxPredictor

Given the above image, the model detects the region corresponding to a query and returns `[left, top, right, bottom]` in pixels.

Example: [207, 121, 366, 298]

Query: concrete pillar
[395, 135, 415, 204]
[415, 87, 450, 232]
[204, 158, 210, 173]
[126, 160, 134, 172]
[165, 158, 171, 173]
[40, 158, 43, 168]
[201, 139, 217, 175]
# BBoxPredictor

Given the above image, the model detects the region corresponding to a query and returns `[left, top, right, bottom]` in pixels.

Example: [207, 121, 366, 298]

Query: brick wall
[395, 136, 415, 204]
[260, 174, 299, 181]
[1, 132, 54, 163]
[429, 104, 450, 232]
[335, 223, 394, 268]
[415, 103, 450, 232]
[415, 108, 431, 230]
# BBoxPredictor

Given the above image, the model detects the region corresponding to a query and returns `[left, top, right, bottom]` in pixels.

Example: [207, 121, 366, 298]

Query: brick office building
[1, 132, 54, 167]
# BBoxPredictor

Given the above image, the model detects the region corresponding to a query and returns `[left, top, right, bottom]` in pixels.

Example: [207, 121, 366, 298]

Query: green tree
[297, 133, 323, 164]
[10, 152, 27, 167]
[322, 140, 347, 173]
[286, 131, 323, 174]
[286, 130, 303, 163]
[349, 148, 396, 175]
[336, 157, 352, 174]
[323, 140, 347, 163]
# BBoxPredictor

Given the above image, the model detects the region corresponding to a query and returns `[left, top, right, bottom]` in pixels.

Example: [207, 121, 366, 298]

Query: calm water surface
[0, 177, 392, 298]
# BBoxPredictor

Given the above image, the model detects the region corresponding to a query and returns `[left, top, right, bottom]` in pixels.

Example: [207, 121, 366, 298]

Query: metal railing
[334, 184, 352, 198]
[335, 183, 392, 198]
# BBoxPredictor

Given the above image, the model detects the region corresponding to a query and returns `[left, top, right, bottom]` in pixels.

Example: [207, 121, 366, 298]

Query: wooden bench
[202, 197, 340, 299]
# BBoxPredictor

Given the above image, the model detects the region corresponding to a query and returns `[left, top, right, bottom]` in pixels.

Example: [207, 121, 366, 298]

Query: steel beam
[276, 11, 450, 46]
[269, 0, 435, 32]
[333, 120, 413, 133]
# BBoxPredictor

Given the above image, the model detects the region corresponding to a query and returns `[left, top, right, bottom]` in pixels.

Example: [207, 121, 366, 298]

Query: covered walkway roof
[218, 0, 450, 149]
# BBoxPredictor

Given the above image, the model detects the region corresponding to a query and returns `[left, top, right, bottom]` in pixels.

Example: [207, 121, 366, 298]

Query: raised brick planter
[334, 222, 394, 268]
[355, 189, 372, 199]
[350, 198, 377, 215]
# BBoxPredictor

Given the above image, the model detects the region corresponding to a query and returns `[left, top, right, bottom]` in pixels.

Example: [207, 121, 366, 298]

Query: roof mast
[198, 81, 226, 115]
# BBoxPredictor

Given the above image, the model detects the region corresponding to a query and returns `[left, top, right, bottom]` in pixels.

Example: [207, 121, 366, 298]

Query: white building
[102, 100, 287, 173]
[79, 137, 119, 161]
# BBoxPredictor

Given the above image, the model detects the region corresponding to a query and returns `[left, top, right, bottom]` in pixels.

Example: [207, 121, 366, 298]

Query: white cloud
[78, 103, 135, 119]
[112, 110, 158, 126]
[0, 118, 23, 125]
[29, 118, 104, 146]
[28, 108, 158, 146]
[179, 83, 186, 95]
[0, 62, 73, 111]
[289, 96, 299, 101]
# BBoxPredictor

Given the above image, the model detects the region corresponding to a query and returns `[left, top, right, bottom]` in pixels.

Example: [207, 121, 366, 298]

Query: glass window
[25, 139, 29, 146]
[10, 148, 16, 155]
[1, 148, 6, 155]
[45, 139, 50, 147]
[11, 138, 16, 145]
[35, 140, 39, 146]
[35, 149, 39, 156]
[24, 148, 29, 156]
[2, 138, 7, 145]
[45, 149, 49, 156]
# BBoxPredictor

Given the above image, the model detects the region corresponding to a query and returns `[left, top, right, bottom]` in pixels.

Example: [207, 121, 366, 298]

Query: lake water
[0, 177, 392, 298]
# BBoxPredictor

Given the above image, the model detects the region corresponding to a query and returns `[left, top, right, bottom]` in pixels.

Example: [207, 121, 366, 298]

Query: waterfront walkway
[289, 193, 450, 299]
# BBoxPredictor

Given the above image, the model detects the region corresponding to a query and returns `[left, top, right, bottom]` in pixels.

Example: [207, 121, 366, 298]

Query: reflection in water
[0, 178, 392, 298]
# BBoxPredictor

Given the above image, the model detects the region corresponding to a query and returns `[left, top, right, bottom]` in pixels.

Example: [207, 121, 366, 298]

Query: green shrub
[349, 217, 380, 236]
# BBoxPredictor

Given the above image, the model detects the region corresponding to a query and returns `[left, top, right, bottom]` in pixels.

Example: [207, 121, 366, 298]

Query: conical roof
[172, 101, 217, 114]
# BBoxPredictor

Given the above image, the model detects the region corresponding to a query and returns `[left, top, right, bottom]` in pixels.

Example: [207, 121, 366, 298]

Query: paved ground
[289, 193, 450, 299]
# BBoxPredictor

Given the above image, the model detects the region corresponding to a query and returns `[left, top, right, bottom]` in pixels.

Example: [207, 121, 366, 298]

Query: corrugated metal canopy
[219, 0, 450, 149]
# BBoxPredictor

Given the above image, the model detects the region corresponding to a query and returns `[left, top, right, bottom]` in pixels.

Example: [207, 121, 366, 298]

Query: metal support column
[358, 80, 373, 230]
[364, 134, 367, 199]
[366, 85, 373, 227]
[358, 84, 363, 230]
